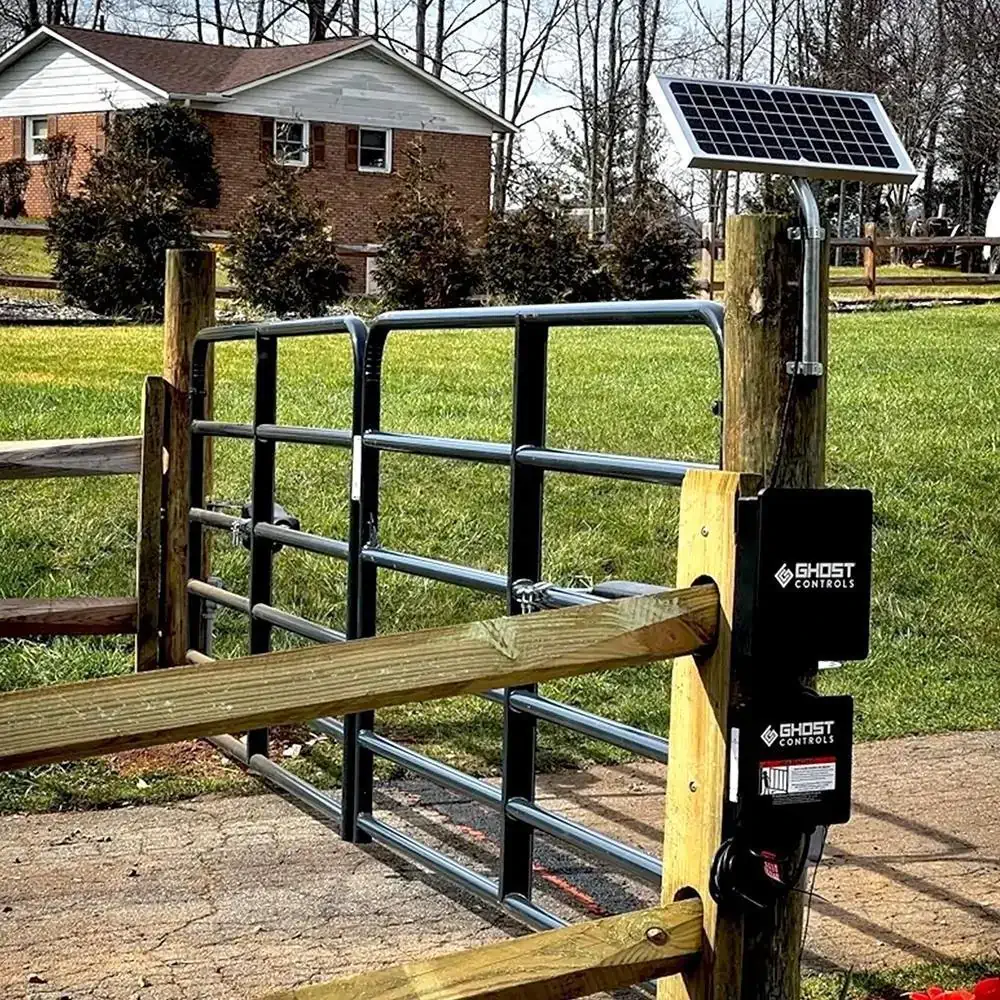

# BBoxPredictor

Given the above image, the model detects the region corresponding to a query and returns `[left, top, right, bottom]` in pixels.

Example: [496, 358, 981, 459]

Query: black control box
[734, 488, 873, 662]
[729, 693, 854, 831]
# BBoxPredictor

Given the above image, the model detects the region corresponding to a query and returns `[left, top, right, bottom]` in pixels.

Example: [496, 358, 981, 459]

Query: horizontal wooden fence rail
[699, 227, 1000, 299]
[259, 899, 704, 1000]
[0, 597, 137, 637]
[0, 585, 717, 771]
[0, 435, 141, 480]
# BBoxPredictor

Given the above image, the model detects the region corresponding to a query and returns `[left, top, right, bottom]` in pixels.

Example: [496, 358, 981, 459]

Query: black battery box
[729, 693, 854, 832]
[734, 487, 873, 663]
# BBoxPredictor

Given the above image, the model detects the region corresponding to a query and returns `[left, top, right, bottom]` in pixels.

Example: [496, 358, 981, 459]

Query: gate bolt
[645, 927, 670, 946]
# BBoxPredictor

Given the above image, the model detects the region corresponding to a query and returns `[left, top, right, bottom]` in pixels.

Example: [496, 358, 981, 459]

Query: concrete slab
[0, 730, 997, 999]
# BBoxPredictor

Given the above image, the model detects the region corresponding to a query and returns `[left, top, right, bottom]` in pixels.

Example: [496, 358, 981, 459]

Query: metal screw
[646, 927, 669, 946]
[700, 526, 709, 537]
[689, 780, 698, 793]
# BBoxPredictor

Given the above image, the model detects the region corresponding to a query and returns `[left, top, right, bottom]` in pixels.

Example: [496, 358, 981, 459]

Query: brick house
[0, 25, 512, 288]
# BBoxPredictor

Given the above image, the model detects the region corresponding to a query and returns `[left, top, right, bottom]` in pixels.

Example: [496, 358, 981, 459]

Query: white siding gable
[222, 50, 495, 135]
[0, 39, 160, 117]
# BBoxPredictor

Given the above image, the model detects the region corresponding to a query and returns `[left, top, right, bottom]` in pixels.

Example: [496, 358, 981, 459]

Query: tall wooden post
[161, 249, 215, 669]
[863, 221, 878, 298]
[725, 213, 828, 1000]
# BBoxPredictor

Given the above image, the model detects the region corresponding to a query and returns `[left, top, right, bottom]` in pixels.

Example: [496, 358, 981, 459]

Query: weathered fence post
[726, 213, 828, 999]
[161, 249, 215, 669]
[863, 221, 878, 297]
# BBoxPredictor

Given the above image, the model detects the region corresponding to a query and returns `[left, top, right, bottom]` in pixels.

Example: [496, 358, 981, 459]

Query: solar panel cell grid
[668, 79, 900, 170]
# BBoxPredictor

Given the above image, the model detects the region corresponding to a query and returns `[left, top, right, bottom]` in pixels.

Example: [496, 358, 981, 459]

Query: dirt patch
[107, 728, 315, 781]
[0, 730, 997, 999]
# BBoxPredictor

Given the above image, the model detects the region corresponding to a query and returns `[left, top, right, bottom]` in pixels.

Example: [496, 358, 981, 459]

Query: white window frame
[26, 116, 48, 162]
[274, 119, 309, 167]
[358, 127, 392, 174]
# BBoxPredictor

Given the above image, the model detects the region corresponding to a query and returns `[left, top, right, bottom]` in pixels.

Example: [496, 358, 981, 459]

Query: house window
[358, 128, 391, 173]
[274, 119, 309, 166]
[26, 117, 48, 161]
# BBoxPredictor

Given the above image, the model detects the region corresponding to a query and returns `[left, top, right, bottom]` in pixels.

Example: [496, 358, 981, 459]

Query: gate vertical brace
[499, 317, 547, 903]
[348, 337, 382, 844]
[247, 332, 278, 760]
[725, 213, 828, 1000]
[187, 351, 209, 655]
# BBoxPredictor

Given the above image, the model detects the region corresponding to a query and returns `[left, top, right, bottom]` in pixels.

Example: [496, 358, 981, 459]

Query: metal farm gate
[184, 300, 724, 934]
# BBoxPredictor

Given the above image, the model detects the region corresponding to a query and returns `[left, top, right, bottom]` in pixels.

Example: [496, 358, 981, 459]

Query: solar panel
[649, 76, 917, 185]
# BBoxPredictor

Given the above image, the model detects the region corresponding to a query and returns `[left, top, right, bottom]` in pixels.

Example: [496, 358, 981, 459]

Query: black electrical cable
[800, 825, 828, 947]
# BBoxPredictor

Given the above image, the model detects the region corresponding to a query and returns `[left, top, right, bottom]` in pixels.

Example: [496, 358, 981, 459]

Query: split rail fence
[0, 218, 827, 1000]
[697, 221, 1000, 297]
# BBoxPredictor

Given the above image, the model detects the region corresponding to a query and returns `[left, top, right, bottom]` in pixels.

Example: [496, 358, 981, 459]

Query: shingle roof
[50, 25, 367, 94]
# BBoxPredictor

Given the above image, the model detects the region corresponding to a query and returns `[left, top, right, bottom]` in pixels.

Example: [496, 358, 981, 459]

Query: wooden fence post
[863, 221, 877, 297]
[658, 469, 749, 1000]
[135, 376, 166, 671]
[162, 249, 215, 670]
[724, 214, 827, 1000]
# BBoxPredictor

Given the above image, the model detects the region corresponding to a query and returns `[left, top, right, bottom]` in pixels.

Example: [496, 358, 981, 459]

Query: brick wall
[0, 108, 492, 290]
[197, 110, 491, 244]
[0, 112, 103, 216]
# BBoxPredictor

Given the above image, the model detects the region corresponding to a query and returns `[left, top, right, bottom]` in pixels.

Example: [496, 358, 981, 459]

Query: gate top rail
[367, 299, 724, 363]
[193, 314, 368, 345]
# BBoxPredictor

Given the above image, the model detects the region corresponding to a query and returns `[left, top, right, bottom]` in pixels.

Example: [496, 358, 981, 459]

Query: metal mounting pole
[789, 177, 825, 378]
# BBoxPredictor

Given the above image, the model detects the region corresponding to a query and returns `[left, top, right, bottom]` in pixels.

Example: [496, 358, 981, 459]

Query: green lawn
[804, 959, 999, 999]
[1, 307, 998, 811]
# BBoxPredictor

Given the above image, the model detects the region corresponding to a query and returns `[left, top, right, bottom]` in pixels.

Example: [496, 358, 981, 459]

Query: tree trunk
[433, 0, 445, 76]
[415, 0, 428, 69]
[214, 0, 224, 44]
[491, 0, 510, 213]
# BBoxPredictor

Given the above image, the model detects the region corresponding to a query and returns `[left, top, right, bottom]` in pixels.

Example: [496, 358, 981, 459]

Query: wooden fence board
[0, 597, 137, 637]
[0, 436, 141, 480]
[0, 585, 717, 771]
[259, 899, 703, 1000]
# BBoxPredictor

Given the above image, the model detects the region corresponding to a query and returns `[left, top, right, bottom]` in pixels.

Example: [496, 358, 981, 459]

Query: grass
[0, 307, 998, 811]
[709, 258, 1000, 301]
[803, 959, 1000, 998]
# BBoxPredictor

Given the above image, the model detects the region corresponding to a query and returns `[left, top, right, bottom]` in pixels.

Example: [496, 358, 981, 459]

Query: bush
[482, 188, 610, 303]
[0, 159, 29, 218]
[103, 104, 220, 209]
[49, 186, 196, 319]
[41, 133, 76, 207]
[375, 142, 477, 309]
[226, 164, 349, 316]
[609, 200, 695, 300]
[46, 105, 218, 318]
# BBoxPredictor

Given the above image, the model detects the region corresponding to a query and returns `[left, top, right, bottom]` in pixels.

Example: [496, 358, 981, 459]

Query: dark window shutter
[310, 122, 325, 167]
[345, 126, 359, 169]
[46, 115, 58, 140]
[259, 117, 274, 162]
[95, 112, 109, 152]
[12, 117, 24, 159]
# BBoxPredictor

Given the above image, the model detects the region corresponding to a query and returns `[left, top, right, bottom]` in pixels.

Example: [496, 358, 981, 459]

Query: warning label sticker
[759, 757, 836, 797]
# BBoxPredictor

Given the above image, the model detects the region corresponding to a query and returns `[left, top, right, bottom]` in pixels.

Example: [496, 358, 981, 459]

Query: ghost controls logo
[774, 562, 856, 590]
[761, 721, 836, 747]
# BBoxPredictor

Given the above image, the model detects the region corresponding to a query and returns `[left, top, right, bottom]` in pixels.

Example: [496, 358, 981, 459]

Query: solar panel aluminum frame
[648, 75, 918, 186]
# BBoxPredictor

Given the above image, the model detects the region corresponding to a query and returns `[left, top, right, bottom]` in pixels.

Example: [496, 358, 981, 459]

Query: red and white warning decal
[759, 756, 836, 796]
